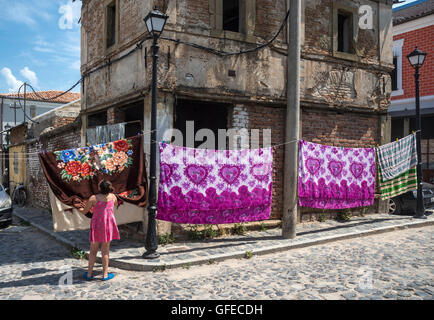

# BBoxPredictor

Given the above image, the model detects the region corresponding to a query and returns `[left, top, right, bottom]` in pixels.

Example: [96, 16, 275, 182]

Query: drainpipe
[282, 0, 301, 239]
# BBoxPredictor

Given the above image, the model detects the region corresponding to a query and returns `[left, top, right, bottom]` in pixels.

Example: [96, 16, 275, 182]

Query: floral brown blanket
[39, 135, 148, 209]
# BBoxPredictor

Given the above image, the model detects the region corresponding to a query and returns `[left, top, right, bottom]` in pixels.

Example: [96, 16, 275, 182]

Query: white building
[0, 90, 80, 145]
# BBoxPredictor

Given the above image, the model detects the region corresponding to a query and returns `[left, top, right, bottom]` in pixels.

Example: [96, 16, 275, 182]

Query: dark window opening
[120, 101, 144, 138]
[391, 118, 404, 141]
[410, 117, 434, 140]
[88, 111, 107, 128]
[106, 1, 117, 49]
[337, 11, 353, 54]
[174, 99, 229, 148]
[391, 56, 398, 91]
[223, 0, 240, 32]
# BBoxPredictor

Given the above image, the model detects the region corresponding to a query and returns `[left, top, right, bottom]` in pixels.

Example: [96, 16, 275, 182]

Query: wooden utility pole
[282, 0, 301, 239]
[23, 83, 27, 124]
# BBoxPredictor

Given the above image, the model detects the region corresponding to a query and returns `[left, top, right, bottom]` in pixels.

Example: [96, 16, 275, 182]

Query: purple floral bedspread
[298, 140, 376, 209]
[157, 143, 273, 224]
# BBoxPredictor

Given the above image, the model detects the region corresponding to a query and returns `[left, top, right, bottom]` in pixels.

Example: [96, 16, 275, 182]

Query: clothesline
[2, 131, 421, 159]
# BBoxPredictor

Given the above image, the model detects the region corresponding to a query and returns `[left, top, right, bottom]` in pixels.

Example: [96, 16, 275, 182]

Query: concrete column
[282, 0, 301, 239]
[378, 114, 392, 213]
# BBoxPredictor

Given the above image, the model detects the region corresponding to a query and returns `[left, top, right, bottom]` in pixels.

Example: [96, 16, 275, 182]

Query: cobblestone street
[0, 217, 433, 300]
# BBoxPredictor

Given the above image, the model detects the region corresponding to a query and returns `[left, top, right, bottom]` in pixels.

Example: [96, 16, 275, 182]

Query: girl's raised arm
[79, 195, 97, 215]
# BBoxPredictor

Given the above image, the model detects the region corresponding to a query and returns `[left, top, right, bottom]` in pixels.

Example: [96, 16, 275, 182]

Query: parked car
[388, 182, 434, 215]
[0, 183, 12, 228]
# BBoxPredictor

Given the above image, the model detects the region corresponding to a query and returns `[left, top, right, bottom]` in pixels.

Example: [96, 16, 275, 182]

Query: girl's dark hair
[98, 180, 114, 195]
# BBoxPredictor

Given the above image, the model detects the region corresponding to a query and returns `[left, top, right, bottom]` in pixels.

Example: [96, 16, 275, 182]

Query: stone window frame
[391, 38, 404, 97]
[104, 0, 120, 54]
[209, 0, 257, 43]
[332, 1, 360, 62]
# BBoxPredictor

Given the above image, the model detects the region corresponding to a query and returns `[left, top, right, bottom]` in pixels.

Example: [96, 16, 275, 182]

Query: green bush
[337, 210, 351, 221]
[232, 223, 247, 235]
[158, 232, 175, 245]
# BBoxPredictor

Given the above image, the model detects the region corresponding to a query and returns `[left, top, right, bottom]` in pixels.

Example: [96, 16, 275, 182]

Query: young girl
[79, 180, 120, 281]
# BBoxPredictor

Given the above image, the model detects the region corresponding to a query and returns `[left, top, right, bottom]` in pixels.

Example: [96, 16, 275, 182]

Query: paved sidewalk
[13, 207, 434, 271]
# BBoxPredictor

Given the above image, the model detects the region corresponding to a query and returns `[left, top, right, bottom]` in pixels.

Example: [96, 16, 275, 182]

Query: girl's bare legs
[101, 242, 110, 278]
[88, 242, 100, 277]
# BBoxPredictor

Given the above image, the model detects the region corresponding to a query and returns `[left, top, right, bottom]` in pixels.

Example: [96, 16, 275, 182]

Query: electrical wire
[7, 7, 292, 115]
[160, 8, 290, 56]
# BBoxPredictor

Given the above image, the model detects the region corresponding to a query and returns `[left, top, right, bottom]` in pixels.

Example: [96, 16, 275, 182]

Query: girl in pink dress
[79, 180, 120, 281]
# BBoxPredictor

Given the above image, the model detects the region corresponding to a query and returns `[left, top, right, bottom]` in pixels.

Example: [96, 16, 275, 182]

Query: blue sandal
[102, 273, 115, 281]
[83, 272, 94, 281]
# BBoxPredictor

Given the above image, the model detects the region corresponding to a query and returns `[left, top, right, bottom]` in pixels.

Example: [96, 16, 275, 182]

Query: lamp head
[144, 6, 168, 38]
[407, 46, 427, 69]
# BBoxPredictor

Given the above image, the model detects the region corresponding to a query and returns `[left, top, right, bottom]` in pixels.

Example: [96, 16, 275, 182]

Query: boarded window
[337, 11, 353, 54]
[223, 0, 240, 32]
[106, 1, 117, 49]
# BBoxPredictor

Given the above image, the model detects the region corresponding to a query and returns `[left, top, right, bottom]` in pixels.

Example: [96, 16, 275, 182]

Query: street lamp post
[142, 7, 168, 259]
[407, 46, 427, 219]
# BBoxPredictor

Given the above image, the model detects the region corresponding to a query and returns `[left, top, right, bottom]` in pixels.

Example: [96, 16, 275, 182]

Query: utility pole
[23, 83, 27, 124]
[282, 0, 301, 239]
[13, 101, 17, 126]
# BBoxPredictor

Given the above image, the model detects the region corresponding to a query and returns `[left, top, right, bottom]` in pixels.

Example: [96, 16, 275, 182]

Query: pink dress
[89, 200, 120, 243]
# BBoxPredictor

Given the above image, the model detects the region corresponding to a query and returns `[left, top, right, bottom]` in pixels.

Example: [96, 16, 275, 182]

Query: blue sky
[0, 0, 81, 94]
[0, 0, 418, 95]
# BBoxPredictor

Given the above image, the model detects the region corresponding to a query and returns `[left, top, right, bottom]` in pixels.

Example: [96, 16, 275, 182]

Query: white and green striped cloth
[378, 166, 417, 200]
[376, 133, 418, 181]
[376, 133, 418, 199]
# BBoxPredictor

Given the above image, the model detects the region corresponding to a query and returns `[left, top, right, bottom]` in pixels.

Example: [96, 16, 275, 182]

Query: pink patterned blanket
[157, 143, 273, 224]
[298, 140, 376, 209]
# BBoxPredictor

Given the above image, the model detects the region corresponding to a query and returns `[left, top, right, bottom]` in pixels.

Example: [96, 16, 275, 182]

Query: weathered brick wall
[302, 109, 379, 148]
[255, 0, 286, 42]
[26, 123, 81, 209]
[228, 104, 286, 220]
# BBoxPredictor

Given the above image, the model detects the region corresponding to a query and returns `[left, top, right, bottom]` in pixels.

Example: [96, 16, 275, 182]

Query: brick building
[80, 0, 394, 230]
[389, 0, 434, 182]
[2, 100, 81, 208]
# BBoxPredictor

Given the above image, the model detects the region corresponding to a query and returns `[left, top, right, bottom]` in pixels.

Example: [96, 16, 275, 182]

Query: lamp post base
[142, 251, 160, 259]
[413, 214, 427, 219]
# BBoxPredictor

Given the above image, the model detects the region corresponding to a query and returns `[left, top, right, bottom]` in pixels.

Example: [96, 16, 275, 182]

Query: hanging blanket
[39, 135, 148, 209]
[48, 187, 145, 232]
[298, 140, 376, 209]
[157, 143, 273, 224]
[377, 165, 417, 200]
[376, 133, 418, 181]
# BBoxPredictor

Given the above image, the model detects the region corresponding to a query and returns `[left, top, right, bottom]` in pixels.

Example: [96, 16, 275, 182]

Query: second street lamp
[407, 46, 427, 219]
[142, 7, 169, 259]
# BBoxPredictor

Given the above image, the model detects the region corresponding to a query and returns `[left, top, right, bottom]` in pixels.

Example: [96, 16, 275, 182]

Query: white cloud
[20, 67, 38, 87]
[1, 68, 24, 93]
[58, 1, 81, 30]
[0, 0, 53, 28]
[70, 60, 81, 71]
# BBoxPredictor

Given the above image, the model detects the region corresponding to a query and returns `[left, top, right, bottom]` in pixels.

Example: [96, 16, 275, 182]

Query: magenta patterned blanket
[298, 140, 376, 209]
[157, 143, 273, 224]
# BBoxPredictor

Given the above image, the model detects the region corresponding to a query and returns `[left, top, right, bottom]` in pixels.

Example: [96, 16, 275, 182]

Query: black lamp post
[142, 7, 168, 259]
[407, 46, 427, 219]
